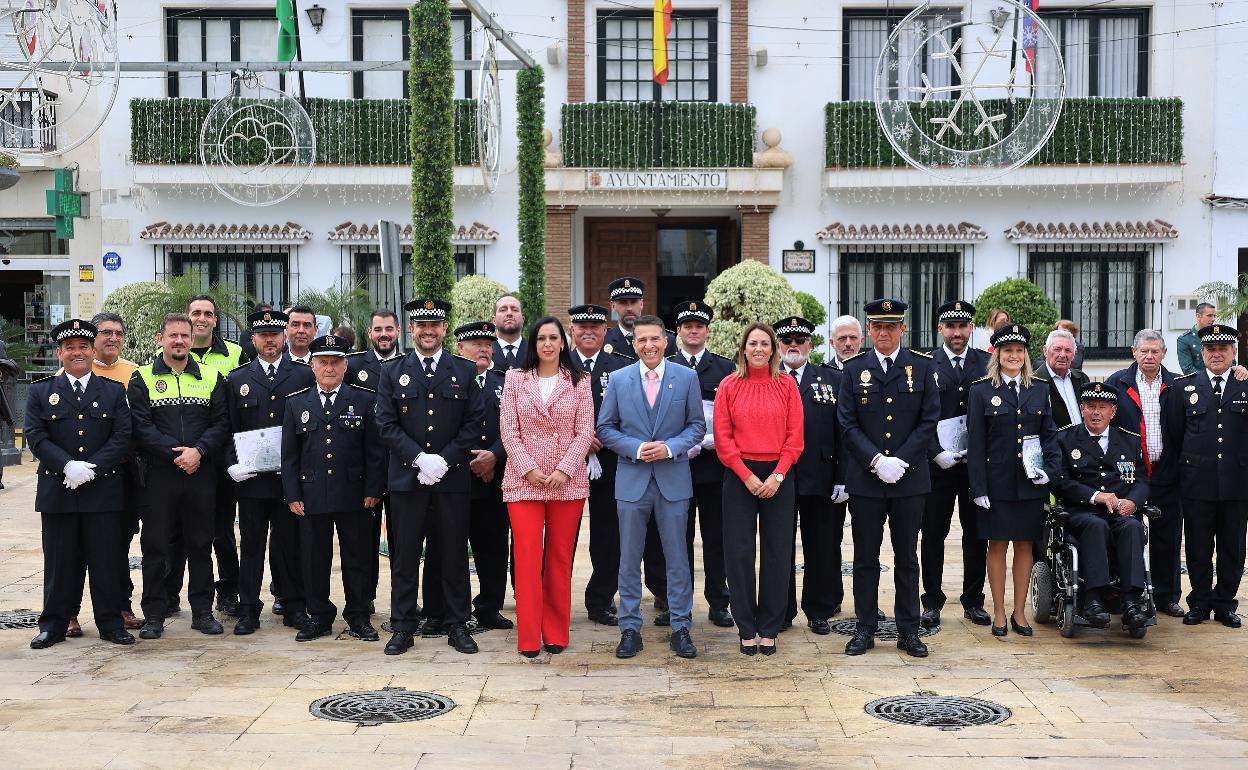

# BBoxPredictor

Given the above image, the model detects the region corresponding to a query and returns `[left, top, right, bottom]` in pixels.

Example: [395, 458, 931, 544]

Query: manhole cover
[828, 618, 937, 640]
[865, 694, 1010, 730]
[0, 611, 39, 629]
[841, 561, 889, 576]
[128, 557, 142, 570]
[309, 687, 456, 725]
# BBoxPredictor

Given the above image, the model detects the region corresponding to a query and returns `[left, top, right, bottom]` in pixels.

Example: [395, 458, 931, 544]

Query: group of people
[20, 279, 1247, 660]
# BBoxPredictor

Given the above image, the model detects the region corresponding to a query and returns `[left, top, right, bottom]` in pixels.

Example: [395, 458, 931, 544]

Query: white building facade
[2, 0, 1244, 375]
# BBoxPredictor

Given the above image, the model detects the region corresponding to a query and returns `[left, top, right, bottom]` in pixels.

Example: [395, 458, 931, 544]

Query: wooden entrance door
[585, 220, 657, 307]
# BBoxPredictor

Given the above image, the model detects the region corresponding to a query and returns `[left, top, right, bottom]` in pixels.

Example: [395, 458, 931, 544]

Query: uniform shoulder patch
[286, 386, 311, 397]
[909, 348, 933, 358]
[842, 351, 867, 362]
[1116, 426, 1141, 437]
[348, 382, 376, 393]
[31, 374, 55, 385]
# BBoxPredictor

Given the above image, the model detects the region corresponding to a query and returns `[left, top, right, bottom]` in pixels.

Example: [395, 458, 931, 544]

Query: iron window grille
[341, 245, 478, 312]
[596, 10, 717, 102]
[1037, 9, 1149, 97]
[156, 243, 298, 340]
[351, 9, 472, 100]
[838, 244, 967, 351]
[843, 9, 961, 102]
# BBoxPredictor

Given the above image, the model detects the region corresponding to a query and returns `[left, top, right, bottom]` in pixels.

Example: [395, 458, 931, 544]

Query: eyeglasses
[779, 336, 809, 345]
[96, 330, 124, 338]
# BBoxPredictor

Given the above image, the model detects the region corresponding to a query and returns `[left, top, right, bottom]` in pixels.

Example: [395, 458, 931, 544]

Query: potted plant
[0, 153, 19, 191]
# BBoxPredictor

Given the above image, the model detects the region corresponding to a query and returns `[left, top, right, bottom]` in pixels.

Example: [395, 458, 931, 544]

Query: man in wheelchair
[1050, 382, 1154, 630]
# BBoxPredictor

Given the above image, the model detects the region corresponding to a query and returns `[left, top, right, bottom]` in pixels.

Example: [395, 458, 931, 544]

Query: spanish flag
[652, 0, 672, 85]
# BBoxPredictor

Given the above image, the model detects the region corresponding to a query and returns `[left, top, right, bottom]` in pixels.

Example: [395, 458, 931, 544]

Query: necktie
[505, 345, 515, 365]
[953, 355, 963, 371]
[321, 391, 334, 411]
[645, 368, 659, 407]
[583, 357, 594, 372]
[790, 369, 799, 382]
[266, 363, 276, 380]
[689, 354, 698, 368]
[73, 380, 83, 399]
[626, 333, 634, 347]
[1009, 380, 1019, 396]
[476, 374, 484, 388]
[423, 357, 435, 377]
[1213, 375, 1224, 399]
[882, 356, 891, 373]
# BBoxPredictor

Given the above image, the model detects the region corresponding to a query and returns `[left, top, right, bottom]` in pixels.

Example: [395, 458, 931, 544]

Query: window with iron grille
[165, 9, 285, 98]
[352, 9, 472, 99]
[156, 244, 296, 340]
[342, 245, 478, 312]
[1036, 10, 1148, 97]
[597, 10, 717, 102]
[1027, 243, 1156, 359]
[838, 245, 965, 351]
[843, 9, 960, 101]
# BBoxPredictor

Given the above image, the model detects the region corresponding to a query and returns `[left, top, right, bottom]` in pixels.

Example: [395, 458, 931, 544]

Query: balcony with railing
[1, 88, 57, 153]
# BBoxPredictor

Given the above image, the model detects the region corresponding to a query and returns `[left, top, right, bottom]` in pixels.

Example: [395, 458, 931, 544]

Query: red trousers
[507, 498, 583, 651]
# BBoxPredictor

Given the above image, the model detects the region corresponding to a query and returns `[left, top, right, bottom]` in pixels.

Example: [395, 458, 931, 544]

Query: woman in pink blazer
[500, 315, 595, 659]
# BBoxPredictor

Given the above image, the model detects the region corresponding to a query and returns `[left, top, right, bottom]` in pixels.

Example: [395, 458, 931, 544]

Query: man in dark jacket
[1032, 329, 1088, 428]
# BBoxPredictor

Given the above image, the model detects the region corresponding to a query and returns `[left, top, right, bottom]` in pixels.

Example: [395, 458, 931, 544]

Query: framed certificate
[233, 427, 283, 474]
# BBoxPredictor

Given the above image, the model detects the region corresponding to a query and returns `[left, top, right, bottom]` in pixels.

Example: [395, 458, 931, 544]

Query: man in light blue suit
[598, 315, 706, 659]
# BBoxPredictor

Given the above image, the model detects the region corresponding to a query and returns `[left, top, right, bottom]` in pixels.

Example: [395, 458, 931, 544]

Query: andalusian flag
[276, 0, 298, 62]
[652, 0, 672, 84]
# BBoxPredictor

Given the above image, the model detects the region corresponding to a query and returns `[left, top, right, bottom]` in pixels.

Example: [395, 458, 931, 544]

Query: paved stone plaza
[1, 457, 1246, 769]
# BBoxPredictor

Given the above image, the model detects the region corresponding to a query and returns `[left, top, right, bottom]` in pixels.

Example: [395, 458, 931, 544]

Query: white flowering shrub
[101, 281, 169, 364]
[450, 274, 511, 332]
[704, 260, 801, 358]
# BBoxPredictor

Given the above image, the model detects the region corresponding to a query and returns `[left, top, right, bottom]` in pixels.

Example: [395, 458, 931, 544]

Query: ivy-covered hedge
[561, 102, 756, 168]
[130, 97, 478, 166]
[825, 97, 1183, 168]
[516, 66, 547, 319]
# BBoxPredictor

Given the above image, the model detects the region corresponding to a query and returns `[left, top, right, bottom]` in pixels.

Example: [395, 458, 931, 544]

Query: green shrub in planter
[450, 274, 511, 334]
[102, 274, 251, 364]
[704, 261, 801, 358]
[973, 278, 1058, 359]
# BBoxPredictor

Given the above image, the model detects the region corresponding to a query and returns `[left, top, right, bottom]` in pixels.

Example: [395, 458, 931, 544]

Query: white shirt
[875, 348, 898, 370]
[943, 345, 968, 368]
[417, 348, 444, 370]
[289, 351, 311, 364]
[683, 348, 706, 367]
[500, 338, 523, 358]
[1206, 368, 1230, 398]
[1047, 364, 1079, 419]
[65, 371, 92, 392]
[538, 373, 559, 402]
[257, 356, 281, 375]
[576, 349, 599, 369]
[1001, 373, 1021, 391]
[317, 384, 341, 408]
[373, 348, 399, 362]
[785, 363, 807, 382]
[1135, 368, 1164, 462]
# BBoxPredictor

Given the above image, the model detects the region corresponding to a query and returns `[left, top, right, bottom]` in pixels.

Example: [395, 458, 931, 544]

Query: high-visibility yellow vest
[136, 362, 221, 407]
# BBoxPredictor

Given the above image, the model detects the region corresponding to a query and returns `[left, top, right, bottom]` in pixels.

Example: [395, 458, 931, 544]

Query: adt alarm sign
[103, 252, 121, 271]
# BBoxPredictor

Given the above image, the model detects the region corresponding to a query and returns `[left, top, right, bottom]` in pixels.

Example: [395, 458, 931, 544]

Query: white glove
[974, 496, 991, 509]
[414, 452, 449, 481]
[587, 453, 603, 481]
[700, 433, 715, 451]
[62, 460, 96, 489]
[874, 456, 909, 484]
[933, 451, 960, 470]
[1030, 469, 1050, 485]
[687, 444, 702, 460]
[227, 464, 258, 483]
[832, 484, 849, 504]
[418, 470, 438, 485]
[953, 449, 968, 463]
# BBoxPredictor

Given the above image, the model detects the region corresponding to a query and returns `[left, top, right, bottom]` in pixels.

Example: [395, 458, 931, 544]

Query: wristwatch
[772, 473, 785, 483]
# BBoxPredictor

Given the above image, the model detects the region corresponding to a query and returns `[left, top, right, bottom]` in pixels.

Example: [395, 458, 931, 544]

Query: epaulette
[611, 350, 637, 361]
[291, 359, 310, 366]
[1031, 376, 1049, 383]
[1174, 371, 1197, 379]
[842, 351, 867, 362]
[1116, 426, 1140, 437]
[31, 374, 54, 384]
[453, 353, 476, 364]
[970, 375, 991, 384]
[910, 349, 933, 358]
[286, 386, 311, 397]
[1057, 423, 1077, 431]
[348, 382, 376, 393]
[229, 361, 250, 374]
[346, 350, 366, 357]
[381, 353, 405, 364]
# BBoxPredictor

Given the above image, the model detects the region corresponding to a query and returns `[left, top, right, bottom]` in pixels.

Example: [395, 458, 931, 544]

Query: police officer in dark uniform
[1171, 323, 1248, 628]
[921, 300, 991, 628]
[569, 303, 637, 625]
[26, 320, 135, 648]
[224, 310, 315, 635]
[776, 315, 847, 634]
[669, 300, 735, 628]
[602, 277, 676, 358]
[129, 312, 230, 639]
[376, 297, 486, 655]
[1051, 382, 1152, 629]
[282, 335, 386, 641]
[837, 299, 940, 657]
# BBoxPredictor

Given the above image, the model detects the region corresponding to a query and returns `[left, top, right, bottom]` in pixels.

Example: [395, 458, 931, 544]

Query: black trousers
[141, 466, 216, 619]
[920, 468, 987, 611]
[40, 510, 123, 636]
[237, 497, 304, 620]
[850, 494, 924, 634]
[166, 467, 240, 601]
[424, 485, 511, 619]
[1147, 485, 1183, 607]
[389, 487, 470, 630]
[1183, 498, 1248, 614]
[786, 493, 846, 623]
[1067, 509, 1148, 593]
[300, 512, 374, 627]
[364, 497, 385, 605]
[584, 477, 620, 612]
[722, 461, 796, 640]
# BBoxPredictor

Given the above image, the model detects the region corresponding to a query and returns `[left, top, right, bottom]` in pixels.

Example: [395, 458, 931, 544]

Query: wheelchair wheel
[1059, 600, 1076, 638]
[1128, 627, 1147, 639]
[1030, 562, 1054, 624]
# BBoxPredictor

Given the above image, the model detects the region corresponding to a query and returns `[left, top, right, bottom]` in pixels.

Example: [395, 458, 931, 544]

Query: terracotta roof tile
[816, 222, 987, 243]
[327, 221, 499, 243]
[1004, 219, 1179, 242]
[139, 221, 311, 242]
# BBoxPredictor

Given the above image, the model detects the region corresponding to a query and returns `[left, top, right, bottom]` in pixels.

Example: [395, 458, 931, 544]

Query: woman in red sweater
[714, 322, 804, 655]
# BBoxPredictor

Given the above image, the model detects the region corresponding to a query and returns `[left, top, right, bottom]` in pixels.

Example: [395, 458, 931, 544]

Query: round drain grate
[309, 687, 456, 725]
[841, 560, 889, 576]
[865, 694, 1010, 730]
[828, 618, 937, 640]
[128, 557, 142, 571]
[0, 611, 39, 629]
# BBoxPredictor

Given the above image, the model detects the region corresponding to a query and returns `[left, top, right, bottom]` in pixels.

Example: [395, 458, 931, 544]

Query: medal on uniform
[991, 395, 1002, 407]
[1190, 392, 1199, 404]
[301, 410, 310, 424]
[49, 393, 60, 405]
[358, 370, 368, 382]
[239, 384, 249, 397]
[451, 376, 457, 383]
[1185, 384, 1195, 391]
[1071, 448, 1081, 460]
[905, 365, 914, 392]
[604, 344, 614, 354]
[860, 370, 871, 385]
[399, 373, 410, 387]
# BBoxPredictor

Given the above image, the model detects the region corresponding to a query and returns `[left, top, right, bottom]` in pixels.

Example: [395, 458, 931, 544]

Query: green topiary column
[409, 1, 455, 301]
[516, 65, 546, 319]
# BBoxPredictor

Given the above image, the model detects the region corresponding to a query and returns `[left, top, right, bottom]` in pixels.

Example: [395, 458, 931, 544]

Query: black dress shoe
[1010, 616, 1034, 637]
[758, 640, 777, 657]
[29, 631, 65, 649]
[271, 599, 285, 616]
[191, 614, 224, 635]
[233, 616, 259, 636]
[1214, 611, 1243, 629]
[100, 629, 136, 645]
[991, 623, 1008, 637]
[1160, 602, 1187, 618]
[215, 593, 241, 617]
[963, 606, 993, 625]
[167, 603, 182, 615]
[1082, 600, 1111, 628]
[296, 622, 332, 642]
[1183, 608, 1209, 625]
[654, 610, 671, 627]
[542, 643, 565, 654]
[739, 640, 758, 656]
[519, 649, 542, 659]
[708, 607, 735, 627]
[896, 632, 929, 658]
[669, 628, 697, 658]
[1123, 602, 1152, 630]
[807, 619, 831, 635]
[139, 619, 163, 639]
[282, 611, 311, 629]
[588, 608, 619, 626]
[616, 629, 643, 658]
[447, 624, 479, 654]
[367, 602, 376, 616]
[845, 631, 874, 656]
[420, 617, 445, 637]
[384, 631, 415, 655]
[473, 611, 514, 630]
[829, 605, 842, 617]
[920, 608, 941, 629]
[348, 624, 380, 642]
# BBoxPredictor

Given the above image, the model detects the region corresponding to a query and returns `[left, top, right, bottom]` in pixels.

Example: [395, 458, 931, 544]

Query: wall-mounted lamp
[305, 4, 325, 33]
[793, 240, 805, 251]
